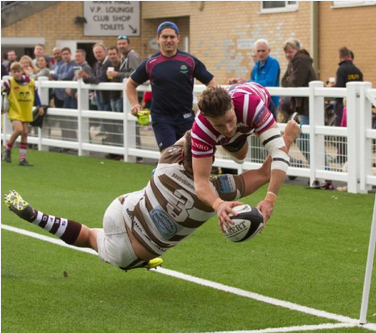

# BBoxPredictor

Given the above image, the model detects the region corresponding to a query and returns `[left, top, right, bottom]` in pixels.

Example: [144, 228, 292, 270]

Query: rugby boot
[4, 190, 37, 222]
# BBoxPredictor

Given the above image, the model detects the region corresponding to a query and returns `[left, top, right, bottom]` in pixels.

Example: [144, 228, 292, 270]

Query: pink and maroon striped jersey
[191, 82, 275, 159]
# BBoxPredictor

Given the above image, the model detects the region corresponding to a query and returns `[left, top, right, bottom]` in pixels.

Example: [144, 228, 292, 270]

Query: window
[332, 1, 376, 7]
[260, 1, 298, 13]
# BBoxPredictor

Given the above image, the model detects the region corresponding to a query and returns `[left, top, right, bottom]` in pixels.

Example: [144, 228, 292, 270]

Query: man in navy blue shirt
[126, 21, 215, 152]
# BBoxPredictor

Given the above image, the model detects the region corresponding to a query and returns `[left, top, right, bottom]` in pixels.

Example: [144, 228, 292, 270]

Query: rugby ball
[223, 204, 264, 242]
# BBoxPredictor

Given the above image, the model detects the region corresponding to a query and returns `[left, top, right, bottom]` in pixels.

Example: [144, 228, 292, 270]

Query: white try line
[187, 322, 357, 333]
[2, 223, 376, 333]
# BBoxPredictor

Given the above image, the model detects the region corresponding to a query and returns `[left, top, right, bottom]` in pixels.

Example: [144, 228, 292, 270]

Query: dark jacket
[281, 49, 317, 116]
[85, 56, 111, 104]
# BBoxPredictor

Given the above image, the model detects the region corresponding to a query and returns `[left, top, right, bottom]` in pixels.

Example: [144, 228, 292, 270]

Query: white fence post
[309, 81, 325, 185]
[37, 77, 49, 151]
[77, 79, 89, 156]
[359, 82, 373, 194]
[347, 82, 361, 194]
[359, 193, 376, 324]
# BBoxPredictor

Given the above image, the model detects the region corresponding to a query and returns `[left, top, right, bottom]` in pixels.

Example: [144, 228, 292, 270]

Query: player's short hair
[198, 86, 232, 118]
[10, 62, 22, 71]
[283, 39, 301, 52]
[61, 47, 71, 54]
[339, 47, 351, 59]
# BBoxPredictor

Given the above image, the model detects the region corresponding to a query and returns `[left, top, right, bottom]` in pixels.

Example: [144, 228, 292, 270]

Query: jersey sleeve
[130, 59, 149, 84]
[247, 95, 275, 134]
[192, 57, 214, 85]
[191, 115, 216, 158]
[211, 174, 245, 201]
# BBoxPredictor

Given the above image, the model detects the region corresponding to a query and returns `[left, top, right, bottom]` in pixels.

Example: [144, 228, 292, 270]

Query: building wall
[319, 2, 376, 85]
[1, 2, 143, 58]
[3, 1, 374, 86]
[1, 1, 312, 85]
[141, 1, 312, 84]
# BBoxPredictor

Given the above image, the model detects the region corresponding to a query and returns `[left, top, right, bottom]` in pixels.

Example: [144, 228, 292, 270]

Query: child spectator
[2, 62, 44, 166]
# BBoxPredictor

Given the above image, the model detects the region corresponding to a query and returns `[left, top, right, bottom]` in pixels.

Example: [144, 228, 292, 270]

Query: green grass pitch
[1, 149, 376, 333]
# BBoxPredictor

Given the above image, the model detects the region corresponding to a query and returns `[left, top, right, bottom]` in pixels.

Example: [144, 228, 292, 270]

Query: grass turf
[1, 149, 376, 332]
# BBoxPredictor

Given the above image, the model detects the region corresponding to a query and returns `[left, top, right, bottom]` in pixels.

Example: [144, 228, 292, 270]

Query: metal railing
[1, 77, 376, 194]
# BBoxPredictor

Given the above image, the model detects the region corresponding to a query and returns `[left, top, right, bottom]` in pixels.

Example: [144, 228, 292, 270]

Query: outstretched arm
[193, 156, 243, 232]
[241, 120, 300, 197]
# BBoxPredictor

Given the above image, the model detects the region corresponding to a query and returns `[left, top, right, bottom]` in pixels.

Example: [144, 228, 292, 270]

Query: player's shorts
[152, 116, 193, 152]
[97, 197, 140, 269]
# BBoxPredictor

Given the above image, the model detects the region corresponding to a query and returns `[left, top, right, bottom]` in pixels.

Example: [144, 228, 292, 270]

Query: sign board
[83, 1, 140, 37]
[237, 38, 254, 50]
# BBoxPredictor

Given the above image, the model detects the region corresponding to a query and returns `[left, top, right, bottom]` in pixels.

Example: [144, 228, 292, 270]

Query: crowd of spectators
[0, 30, 366, 172]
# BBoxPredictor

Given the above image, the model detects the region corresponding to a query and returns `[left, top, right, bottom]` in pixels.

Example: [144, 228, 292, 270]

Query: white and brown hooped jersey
[122, 141, 246, 256]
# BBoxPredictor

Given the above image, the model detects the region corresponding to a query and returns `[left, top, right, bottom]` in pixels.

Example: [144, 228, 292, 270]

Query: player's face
[11, 69, 23, 80]
[157, 28, 180, 56]
[285, 45, 298, 62]
[206, 108, 237, 138]
[255, 43, 270, 62]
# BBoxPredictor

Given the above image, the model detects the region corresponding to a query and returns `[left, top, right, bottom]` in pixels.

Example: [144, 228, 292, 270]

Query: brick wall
[1, 2, 143, 59]
[3, 1, 374, 86]
[319, 2, 376, 85]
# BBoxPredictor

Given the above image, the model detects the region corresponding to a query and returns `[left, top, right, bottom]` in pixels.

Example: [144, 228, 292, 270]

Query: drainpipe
[310, 1, 319, 78]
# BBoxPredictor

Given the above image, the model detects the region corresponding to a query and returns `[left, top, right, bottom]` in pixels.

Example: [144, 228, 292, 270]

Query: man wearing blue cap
[126, 21, 215, 152]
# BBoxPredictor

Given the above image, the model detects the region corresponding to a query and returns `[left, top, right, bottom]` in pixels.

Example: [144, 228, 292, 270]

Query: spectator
[333, 47, 363, 126]
[105, 46, 124, 157]
[281, 38, 317, 164]
[333, 47, 363, 164]
[34, 56, 50, 80]
[56, 47, 75, 140]
[1, 62, 44, 166]
[2, 50, 18, 73]
[65, 49, 93, 110]
[116, 35, 142, 80]
[1, 63, 8, 78]
[229, 39, 280, 119]
[126, 21, 215, 152]
[78, 43, 111, 134]
[51, 47, 65, 108]
[107, 46, 124, 112]
[32, 44, 54, 68]
[20, 55, 39, 77]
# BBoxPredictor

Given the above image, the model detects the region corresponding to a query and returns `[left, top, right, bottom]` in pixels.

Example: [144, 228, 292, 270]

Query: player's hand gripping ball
[223, 204, 264, 242]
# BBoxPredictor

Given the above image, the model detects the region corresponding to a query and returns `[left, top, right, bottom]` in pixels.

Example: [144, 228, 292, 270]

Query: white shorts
[97, 197, 141, 269]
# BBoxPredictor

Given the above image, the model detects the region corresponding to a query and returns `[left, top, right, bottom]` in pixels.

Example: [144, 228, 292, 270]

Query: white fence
[2, 77, 376, 194]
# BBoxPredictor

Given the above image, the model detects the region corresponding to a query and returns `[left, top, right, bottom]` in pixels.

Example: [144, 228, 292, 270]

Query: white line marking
[187, 322, 357, 333]
[2, 224, 376, 332]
